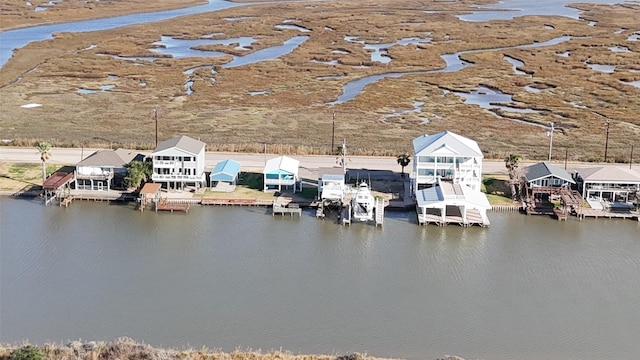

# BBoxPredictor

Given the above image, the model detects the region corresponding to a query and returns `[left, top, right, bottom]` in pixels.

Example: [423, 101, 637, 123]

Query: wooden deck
[578, 208, 639, 221]
[156, 199, 190, 213]
[272, 201, 302, 216]
[202, 198, 271, 206]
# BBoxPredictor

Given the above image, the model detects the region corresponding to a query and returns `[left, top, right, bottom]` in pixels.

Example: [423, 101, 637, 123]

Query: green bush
[9, 345, 43, 360]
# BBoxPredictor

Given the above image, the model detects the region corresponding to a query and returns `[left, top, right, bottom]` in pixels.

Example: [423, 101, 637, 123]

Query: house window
[418, 169, 434, 176]
[418, 156, 435, 163]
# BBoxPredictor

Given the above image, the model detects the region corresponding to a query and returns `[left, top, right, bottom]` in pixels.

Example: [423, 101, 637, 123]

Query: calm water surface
[1, 198, 639, 359]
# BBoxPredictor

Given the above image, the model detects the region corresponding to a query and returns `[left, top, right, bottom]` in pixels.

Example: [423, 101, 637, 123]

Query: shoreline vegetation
[0, 338, 467, 360]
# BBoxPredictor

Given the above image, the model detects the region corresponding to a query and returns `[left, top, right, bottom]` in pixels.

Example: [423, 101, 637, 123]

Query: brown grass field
[1, 0, 639, 161]
[0, 337, 408, 360]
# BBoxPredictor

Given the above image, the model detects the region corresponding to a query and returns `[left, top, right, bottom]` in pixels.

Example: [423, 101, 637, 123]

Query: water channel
[1, 198, 639, 359]
[2, 1, 640, 357]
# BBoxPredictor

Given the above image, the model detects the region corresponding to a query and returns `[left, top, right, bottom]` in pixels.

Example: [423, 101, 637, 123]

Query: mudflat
[1, 0, 639, 160]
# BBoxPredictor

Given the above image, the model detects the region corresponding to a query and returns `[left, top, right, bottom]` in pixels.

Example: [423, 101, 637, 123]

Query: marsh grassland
[1, 0, 639, 160]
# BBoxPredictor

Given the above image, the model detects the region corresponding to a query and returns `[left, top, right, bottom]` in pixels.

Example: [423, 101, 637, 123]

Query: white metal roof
[263, 155, 300, 176]
[413, 131, 483, 157]
[416, 181, 491, 209]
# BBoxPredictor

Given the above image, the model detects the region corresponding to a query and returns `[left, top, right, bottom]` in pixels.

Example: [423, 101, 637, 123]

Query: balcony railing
[152, 174, 202, 181]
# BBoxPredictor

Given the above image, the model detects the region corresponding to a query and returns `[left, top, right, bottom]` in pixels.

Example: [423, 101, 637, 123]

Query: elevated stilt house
[263, 156, 300, 192]
[523, 162, 575, 190]
[412, 131, 491, 226]
[151, 135, 206, 191]
[75, 149, 144, 191]
[575, 166, 640, 205]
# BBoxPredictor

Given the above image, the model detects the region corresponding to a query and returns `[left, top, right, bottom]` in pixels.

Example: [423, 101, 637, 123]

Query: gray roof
[524, 162, 575, 184]
[318, 167, 345, 179]
[153, 135, 205, 155]
[578, 166, 640, 182]
[77, 149, 142, 168]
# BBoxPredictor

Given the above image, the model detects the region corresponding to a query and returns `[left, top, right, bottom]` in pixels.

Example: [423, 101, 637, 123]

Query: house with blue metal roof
[210, 159, 241, 189]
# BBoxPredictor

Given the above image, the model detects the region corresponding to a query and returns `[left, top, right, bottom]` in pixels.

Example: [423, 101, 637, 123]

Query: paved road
[1, 146, 633, 179]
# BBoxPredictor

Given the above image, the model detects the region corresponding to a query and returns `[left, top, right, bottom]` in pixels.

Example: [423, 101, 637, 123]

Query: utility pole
[547, 122, 554, 161]
[631, 145, 634, 170]
[564, 147, 568, 170]
[153, 107, 159, 148]
[331, 111, 336, 154]
[604, 119, 610, 162]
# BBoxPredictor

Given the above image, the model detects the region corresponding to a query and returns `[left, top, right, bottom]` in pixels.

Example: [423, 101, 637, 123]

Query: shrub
[9, 345, 43, 360]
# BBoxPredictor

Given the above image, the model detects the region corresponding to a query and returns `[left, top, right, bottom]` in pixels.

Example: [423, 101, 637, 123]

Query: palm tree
[125, 160, 153, 190]
[397, 152, 411, 178]
[504, 153, 521, 200]
[36, 141, 51, 186]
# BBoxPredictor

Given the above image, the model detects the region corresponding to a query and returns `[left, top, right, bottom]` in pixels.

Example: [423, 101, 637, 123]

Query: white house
[416, 178, 491, 227]
[575, 166, 640, 202]
[75, 149, 144, 191]
[263, 155, 300, 192]
[151, 135, 206, 190]
[318, 167, 346, 202]
[412, 131, 483, 192]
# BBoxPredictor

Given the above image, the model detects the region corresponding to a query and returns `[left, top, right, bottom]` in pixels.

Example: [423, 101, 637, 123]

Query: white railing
[152, 174, 202, 181]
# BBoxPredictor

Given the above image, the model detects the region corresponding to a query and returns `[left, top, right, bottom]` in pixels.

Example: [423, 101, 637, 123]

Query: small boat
[351, 181, 375, 222]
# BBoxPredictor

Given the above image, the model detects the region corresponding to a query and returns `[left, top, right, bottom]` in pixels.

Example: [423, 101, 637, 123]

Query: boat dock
[417, 207, 490, 227]
[156, 198, 190, 213]
[578, 208, 639, 221]
[202, 198, 271, 206]
[272, 201, 302, 216]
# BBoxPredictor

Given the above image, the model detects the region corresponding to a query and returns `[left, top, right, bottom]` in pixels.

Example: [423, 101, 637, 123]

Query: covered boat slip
[416, 180, 491, 227]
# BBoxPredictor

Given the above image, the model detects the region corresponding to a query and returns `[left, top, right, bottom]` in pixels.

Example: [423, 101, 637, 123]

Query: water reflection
[453, 86, 540, 114]
[503, 55, 528, 76]
[330, 36, 570, 105]
[344, 35, 432, 64]
[587, 63, 616, 73]
[0, 0, 247, 68]
[150, 35, 254, 58]
[76, 84, 116, 94]
[456, 0, 631, 21]
[222, 36, 308, 68]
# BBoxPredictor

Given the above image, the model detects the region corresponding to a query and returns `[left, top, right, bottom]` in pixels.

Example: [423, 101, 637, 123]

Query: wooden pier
[374, 198, 384, 227]
[342, 203, 351, 225]
[578, 208, 639, 221]
[272, 201, 302, 216]
[156, 199, 190, 213]
[202, 198, 271, 206]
